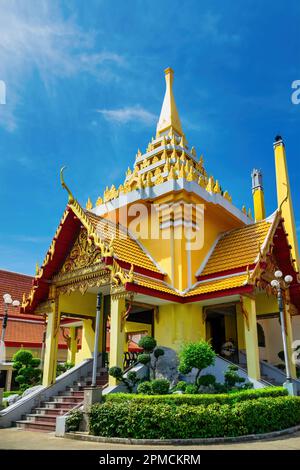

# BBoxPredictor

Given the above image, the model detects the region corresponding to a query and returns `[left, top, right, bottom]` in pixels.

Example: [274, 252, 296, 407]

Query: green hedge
[104, 387, 287, 406]
[89, 396, 300, 439]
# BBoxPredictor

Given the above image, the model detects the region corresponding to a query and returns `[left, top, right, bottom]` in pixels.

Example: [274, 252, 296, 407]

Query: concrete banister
[0, 354, 102, 428]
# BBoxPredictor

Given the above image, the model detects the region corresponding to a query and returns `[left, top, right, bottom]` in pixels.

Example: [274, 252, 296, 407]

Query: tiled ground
[0, 428, 300, 450]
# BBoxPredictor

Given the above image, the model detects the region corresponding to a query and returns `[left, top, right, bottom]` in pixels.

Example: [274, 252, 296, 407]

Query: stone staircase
[15, 370, 108, 432]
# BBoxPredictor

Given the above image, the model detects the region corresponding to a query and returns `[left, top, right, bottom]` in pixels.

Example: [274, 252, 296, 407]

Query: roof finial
[156, 67, 183, 137]
[60, 166, 75, 204]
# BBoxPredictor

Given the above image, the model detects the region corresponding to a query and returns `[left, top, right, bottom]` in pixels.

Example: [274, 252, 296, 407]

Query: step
[26, 414, 57, 424]
[35, 407, 72, 415]
[54, 396, 83, 403]
[16, 420, 55, 432]
[42, 401, 78, 409]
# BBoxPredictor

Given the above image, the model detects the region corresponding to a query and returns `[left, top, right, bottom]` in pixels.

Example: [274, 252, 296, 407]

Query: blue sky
[0, 0, 299, 275]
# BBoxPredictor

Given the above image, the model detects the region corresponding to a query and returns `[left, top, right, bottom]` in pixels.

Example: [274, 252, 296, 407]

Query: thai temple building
[22, 68, 300, 387]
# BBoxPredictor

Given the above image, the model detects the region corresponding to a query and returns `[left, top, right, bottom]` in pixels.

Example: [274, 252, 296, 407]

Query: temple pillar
[5, 368, 13, 391]
[78, 319, 94, 362]
[67, 327, 78, 364]
[109, 296, 126, 386]
[285, 302, 297, 379]
[241, 296, 261, 380]
[42, 309, 59, 386]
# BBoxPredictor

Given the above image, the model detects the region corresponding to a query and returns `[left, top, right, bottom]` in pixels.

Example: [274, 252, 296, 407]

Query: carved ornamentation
[109, 259, 134, 287]
[61, 229, 103, 274]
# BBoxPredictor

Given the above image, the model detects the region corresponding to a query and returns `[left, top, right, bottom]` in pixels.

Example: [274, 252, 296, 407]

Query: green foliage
[172, 381, 187, 392]
[137, 353, 151, 365]
[198, 374, 217, 387]
[137, 381, 153, 395]
[108, 366, 139, 393]
[3, 390, 22, 398]
[222, 365, 253, 392]
[137, 337, 165, 379]
[136, 379, 170, 395]
[185, 384, 198, 394]
[12, 349, 41, 392]
[105, 387, 288, 406]
[56, 361, 74, 377]
[109, 366, 123, 380]
[66, 409, 83, 432]
[138, 335, 157, 353]
[90, 395, 300, 439]
[178, 340, 216, 390]
[153, 348, 164, 359]
[150, 379, 170, 395]
[224, 365, 246, 388]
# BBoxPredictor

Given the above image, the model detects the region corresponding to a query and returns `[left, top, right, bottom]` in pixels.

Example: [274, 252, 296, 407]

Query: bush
[138, 336, 157, 352]
[172, 381, 187, 392]
[178, 341, 215, 391]
[66, 410, 83, 432]
[198, 374, 216, 387]
[137, 381, 152, 395]
[105, 387, 288, 406]
[150, 379, 170, 395]
[185, 384, 198, 394]
[136, 379, 170, 395]
[137, 337, 165, 379]
[108, 366, 140, 393]
[90, 396, 300, 439]
[56, 361, 74, 377]
[12, 349, 41, 392]
[137, 353, 151, 365]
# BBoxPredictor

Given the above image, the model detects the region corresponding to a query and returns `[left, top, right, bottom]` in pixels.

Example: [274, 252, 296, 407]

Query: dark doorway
[205, 304, 238, 361]
[206, 315, 225, 354]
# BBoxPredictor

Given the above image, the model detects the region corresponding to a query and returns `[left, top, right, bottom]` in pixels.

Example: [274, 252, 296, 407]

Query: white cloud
[0, 0, 125, 131]
[97, 106, 157, 125]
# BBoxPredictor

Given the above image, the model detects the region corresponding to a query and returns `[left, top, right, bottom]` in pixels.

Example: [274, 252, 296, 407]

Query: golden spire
[156, 67, 183, 137]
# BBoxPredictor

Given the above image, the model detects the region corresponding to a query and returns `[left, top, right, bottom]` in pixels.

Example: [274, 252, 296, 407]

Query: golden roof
[200, 220, 272, 276]
[131, 272, 248, 299]
[186, 274, 248, 297]
[85, 211, 162, 274]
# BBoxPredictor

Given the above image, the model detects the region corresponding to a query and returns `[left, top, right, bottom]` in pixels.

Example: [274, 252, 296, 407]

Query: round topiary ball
[138, 336, 157, 353]
[109, 366, 123, 380]
[137, 353, 151, 365]
[137, 381, 152, 395]
[154, 348, 165, 359]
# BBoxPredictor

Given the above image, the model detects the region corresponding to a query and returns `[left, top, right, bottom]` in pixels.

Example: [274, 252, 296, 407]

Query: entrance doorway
[205, 304, 238, 361]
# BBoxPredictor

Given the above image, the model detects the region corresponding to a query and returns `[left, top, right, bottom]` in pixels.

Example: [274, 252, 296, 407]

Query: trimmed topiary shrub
[137, 381, 152, 395]
[198, 374, 216, 387]
[138, 336, 157, 352]
[137, 353, 151, 365]
[178, 340, 216, 391]
[12, 349, 41, 392]
[137, 336, 165, 379]
[108, 366, 139, 393]
[90, 395, 300, 439]
[172, 381, 187, 392]
[150, 379, 170, 395]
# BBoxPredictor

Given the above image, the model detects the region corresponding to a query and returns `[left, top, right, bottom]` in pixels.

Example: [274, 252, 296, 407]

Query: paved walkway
[0, 428, 300, 450]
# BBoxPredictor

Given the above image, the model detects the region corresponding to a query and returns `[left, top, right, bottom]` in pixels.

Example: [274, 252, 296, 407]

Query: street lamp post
[270, 270, 295, 396]
[1, 293, 20, 363]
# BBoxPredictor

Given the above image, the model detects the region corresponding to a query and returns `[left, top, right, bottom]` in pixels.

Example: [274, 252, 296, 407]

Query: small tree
[137, 336, 164, 379]
[178, 340, 216, 392]
[108, 366, 139, 393]
[12, 349, 41, 392]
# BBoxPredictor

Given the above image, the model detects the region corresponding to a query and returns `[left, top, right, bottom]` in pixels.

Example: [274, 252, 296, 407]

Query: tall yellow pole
[251, 169, 265, 221]
[274, 136, 299, 271]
